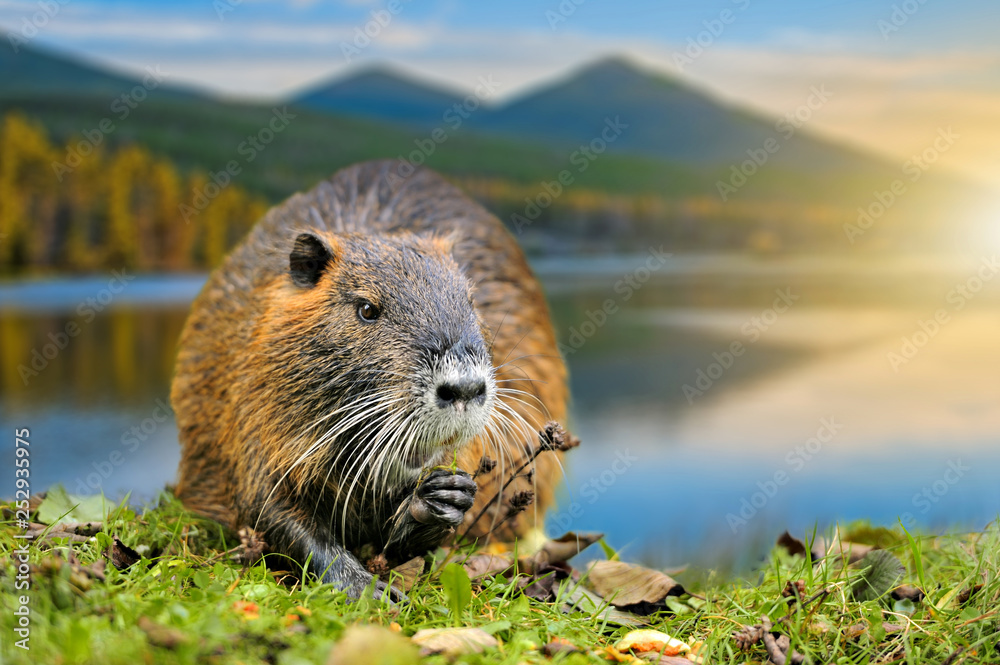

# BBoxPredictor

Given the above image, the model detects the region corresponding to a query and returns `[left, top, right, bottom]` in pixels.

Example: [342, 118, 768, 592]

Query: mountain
[2, 41, 987, 254]
[289, 56, 890, 177]
[466, 56, 880, 173]
[293, 67, 466, 127]
[0, 36, 203, 100]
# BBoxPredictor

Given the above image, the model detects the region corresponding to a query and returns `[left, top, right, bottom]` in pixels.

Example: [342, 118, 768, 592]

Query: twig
[458, 422, 577, 542]
[761, 616, 805, 665]
[940, 646, 966, 665]
[761, 616, 789, 665]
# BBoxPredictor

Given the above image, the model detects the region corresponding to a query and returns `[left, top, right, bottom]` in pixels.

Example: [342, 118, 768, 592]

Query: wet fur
[172, 160, 569, 597]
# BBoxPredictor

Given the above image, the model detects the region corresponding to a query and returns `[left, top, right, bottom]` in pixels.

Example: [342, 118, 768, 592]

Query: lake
[2, 253, 999, 572]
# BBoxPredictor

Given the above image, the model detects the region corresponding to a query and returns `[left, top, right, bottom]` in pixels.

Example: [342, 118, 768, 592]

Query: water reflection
[1, 256, 998, 570]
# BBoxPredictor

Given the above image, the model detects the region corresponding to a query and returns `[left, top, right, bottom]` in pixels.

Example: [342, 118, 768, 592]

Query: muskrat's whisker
[487, 307, 514, 355]
[288, 393, 408, 527]
[496, 328, 533, 368]
[337, 404, 412, 541]
[495, 388, 547, 415]
[309, 397, 408, 480]
[495, 351, 567, 368]
[493, 359, 551, 407]
[296, 388, 400, 441]
[480, 406, 533, 539]
[495, 377, 548, 385]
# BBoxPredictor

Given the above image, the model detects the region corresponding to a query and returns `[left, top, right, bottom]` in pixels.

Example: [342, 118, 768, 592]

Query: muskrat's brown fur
[171, 160, 568, 598]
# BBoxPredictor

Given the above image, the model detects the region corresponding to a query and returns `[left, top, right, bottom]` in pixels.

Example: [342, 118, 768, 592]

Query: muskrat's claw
[409, 467, 477, 526]
[372, 578, 409, 605]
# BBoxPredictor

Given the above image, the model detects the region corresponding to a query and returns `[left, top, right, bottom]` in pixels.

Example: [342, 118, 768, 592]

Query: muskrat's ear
[289, 233, 332, 287]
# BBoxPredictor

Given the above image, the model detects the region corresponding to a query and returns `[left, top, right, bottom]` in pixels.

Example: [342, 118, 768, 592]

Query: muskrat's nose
[435, 376, 487, 409]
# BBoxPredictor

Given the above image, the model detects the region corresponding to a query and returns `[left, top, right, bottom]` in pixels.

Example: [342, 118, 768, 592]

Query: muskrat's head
[263, 229, 496, 492]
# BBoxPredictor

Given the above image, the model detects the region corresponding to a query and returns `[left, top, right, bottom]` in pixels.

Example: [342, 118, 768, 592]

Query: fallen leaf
[616, 629, 691, 656]
[36, 486, 108, 525]
[522, 531, 604, 572]
[519, 562, 571, 602]
[411, 627, 497, 657]
[562, 584, 649, 627]
[777, 530, 874, 565]
[461, 553, 514, 579]
[328, 624, 418, 665]
[104, 537, 141, 571]
[956, 584, 983, 606]
[586, 560, 685, 607]
[389, 556, 424, 592]
[601, 645, 636, 662]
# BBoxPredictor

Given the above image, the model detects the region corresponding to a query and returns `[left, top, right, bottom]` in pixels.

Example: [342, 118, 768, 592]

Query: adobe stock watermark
[878, 0, 931, 40]
[726, 417, 844, 533]
[51, 66, 169, 181]
[672, 0, 752, 71]
[17, 270, 136, 385]
[179, 106, 296, 223]
[683, 288, 799, 403]
[545, 0, 587, 30]
[899, 459, 969, 528]
[844, 127, 958, 243]
[7, 0, 70, 53]
[72, 398, 174, 495]
[716, 85, 833, 201]
[214, 0, 242, 20]
[887, 255, 999, 372]
[386, 76, 502, 184]
[547, 448, 638, 532]
[510, 116, 629, 235]
[558, 246, 671, 357]
[13, 427, 33, 651]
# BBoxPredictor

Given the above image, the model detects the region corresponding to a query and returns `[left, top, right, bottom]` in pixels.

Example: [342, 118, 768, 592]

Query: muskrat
[171, 160, 568, 599]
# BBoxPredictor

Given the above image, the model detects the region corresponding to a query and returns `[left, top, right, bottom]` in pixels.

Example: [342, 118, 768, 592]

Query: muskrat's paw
[409, 467, 477, 527]
[342, 575, 408, 605]
[372, 578, 409, 605]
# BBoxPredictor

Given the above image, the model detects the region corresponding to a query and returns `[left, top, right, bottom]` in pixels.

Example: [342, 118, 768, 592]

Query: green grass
[2, 493, 998, 664]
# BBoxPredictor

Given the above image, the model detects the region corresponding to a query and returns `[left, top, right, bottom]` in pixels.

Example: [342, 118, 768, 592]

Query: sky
[2, 0, 999, 187]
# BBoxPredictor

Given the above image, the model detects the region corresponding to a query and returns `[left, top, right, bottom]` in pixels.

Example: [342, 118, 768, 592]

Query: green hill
[0, 40, 990, 255]
[293, 66, 468, 128]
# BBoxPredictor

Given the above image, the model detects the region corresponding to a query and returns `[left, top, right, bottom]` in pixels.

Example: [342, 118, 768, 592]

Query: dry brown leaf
[327, 625, 418, 665]
[777, 531, 874, 564]
[523, 531, 604, 572]
[389, 556, 424, 592]
[586, 560, 685, 607]
[461, 553, 514, 579]
[104, 537, 141, 570]
[411, 627, 498, 657]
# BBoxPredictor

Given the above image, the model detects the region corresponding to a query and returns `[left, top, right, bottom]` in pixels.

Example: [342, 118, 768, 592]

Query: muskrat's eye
[357, 301, 380, 322]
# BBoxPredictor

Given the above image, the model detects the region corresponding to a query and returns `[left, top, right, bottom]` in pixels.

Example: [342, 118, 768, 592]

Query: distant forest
[0, 107, 946, 276]
[0, 112, 268, 275]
